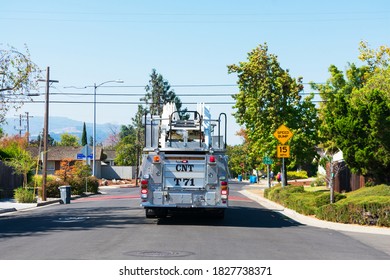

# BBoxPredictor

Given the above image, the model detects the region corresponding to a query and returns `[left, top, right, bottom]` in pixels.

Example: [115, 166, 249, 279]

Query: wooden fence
[0, 161, 23, 198]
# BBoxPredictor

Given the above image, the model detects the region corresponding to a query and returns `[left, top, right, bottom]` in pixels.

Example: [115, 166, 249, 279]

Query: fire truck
[139, 103, 229, 218]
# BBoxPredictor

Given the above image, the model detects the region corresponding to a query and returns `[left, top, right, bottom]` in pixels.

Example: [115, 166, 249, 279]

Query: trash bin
[238, 175, 242, 182]
[59, 185, 71, 204]
[249, 175, 257, 183]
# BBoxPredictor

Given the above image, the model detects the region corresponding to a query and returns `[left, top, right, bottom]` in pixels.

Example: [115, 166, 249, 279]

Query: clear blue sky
[2, 0, 390, 145]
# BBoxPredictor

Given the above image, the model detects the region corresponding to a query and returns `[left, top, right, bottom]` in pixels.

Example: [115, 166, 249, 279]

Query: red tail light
[221, 189, 228, 195]
[141, 189, 148, 194]
[141, 179, 148, 187]
[209, 155, 216, 163]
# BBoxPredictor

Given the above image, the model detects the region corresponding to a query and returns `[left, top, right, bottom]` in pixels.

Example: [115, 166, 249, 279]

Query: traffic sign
[277, 145, 290, 158]
[77, 153, 86, 159]
[273, 124, 294, 144]
[263, 156, 273, 165]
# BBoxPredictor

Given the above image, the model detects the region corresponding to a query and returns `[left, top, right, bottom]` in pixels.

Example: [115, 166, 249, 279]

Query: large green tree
[115, 105, 146, 166]
[228, 43, 319, 180]
[313, 42, 390, 184]
[0, 45, 40, 124]
[58, 133, 80, 147]
[142, 69, 185, 117]
[81, 122, 87, 146]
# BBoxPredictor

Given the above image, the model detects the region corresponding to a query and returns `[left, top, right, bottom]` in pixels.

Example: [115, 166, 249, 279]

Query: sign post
[263, 156, 273, 188]
[273, 125, 294, 187]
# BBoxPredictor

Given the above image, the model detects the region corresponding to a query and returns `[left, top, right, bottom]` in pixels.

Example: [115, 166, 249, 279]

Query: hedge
[265, 185, 346, 216]
[287, 171, 308, 180]
[316, 186, 390, 227]
[265, 185, 390, 227]
[34, 175, 99, 198]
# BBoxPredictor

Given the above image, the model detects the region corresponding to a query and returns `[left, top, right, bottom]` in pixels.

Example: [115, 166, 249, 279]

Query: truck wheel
[145, 208, 156, 218]
[156, 208, 168, 218]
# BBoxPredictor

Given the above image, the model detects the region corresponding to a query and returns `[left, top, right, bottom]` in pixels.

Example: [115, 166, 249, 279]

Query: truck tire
[145, 208, 156, 218]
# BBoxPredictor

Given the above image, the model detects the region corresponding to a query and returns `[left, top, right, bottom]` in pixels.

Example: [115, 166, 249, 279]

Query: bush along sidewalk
[264, 184, 390, 227]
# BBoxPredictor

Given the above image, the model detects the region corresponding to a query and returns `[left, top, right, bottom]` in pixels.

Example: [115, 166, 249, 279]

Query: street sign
[273, 124, 294, 144]
[277, 145, 290, 158]
[77, 153, 86, 159]
[263, 156, 273, 165]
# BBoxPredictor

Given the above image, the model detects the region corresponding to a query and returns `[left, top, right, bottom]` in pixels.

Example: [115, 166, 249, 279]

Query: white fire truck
[140, 103, 229, 218]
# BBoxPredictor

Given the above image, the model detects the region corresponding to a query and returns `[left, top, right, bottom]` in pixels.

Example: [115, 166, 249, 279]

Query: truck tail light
[153, 155, 160, 163]
[221, 181, 228, 200]
[141, 179, 148, 200]
[141, 189, 148, 194]
[140, 186, 148, 200]
[141, 179, 148, 188]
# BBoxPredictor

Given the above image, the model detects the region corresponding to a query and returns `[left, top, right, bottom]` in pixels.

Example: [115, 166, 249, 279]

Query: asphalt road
[0, 182, 389, 260]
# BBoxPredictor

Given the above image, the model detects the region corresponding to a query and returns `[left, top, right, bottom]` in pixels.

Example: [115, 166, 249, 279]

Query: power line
[23, 100, 238, 105]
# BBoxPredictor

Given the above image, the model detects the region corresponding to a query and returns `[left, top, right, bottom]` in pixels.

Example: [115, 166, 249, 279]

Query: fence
[0, 161, 23, 198]
[101, 165, 136, 180]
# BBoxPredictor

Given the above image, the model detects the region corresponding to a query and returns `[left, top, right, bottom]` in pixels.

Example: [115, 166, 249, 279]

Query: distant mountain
[2, 116, 121, 144]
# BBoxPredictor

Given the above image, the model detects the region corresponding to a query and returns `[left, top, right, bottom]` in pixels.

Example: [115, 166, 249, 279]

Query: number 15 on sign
[277, 145, 290, 158]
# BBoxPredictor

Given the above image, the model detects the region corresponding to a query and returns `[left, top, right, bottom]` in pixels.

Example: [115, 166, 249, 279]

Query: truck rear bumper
[140, 202, 228, 209]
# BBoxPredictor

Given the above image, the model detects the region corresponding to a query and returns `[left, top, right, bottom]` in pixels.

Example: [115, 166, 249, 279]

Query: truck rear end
[140, 103, 229, 218]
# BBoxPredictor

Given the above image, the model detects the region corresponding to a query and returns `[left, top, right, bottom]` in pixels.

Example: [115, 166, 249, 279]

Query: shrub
[68, 176, 99, 196]
[316, 194, 390, 226]
[287, 170, 308, 180]
[45, 179, 64, 198]
[346, 185, 390, 198]
[314, 192, 346, 207]
[316, 198, 390, 227]
[265, 185, 347, 216]
[14, 187, 37, 203]
[311, 174, 326, 187]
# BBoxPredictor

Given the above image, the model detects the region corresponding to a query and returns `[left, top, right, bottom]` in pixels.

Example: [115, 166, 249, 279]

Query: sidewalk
[242, 179, 390, 236]
[0, 183, 137, 215]
[0, 198, 61, 215]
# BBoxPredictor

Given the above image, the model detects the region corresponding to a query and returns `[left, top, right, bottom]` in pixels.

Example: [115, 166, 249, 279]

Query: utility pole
[24, 112, 33, 143]
[38, 67, 59, 201]
[14, 112, 33, 142]
[14, 114, 26, 137]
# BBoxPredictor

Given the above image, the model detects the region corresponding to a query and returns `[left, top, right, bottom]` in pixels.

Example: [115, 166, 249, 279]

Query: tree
[114, 105, 147, 167]
[81, 122, 87, 146]
[0, 135, 36, 188]
[33, 133, 56, 147]
[6, 149, 36, 188]
[142, 69, 186, 117]
[0, 45, 41, 124]
[318, 148, 346, 203]
[55, 158, 74, 182]
[228, 43, 319, 183]
[58, 133, 80, 147]
[89, 136, 93, 146]
[115, 124, 137, 165]
[312, 42, 390, 184]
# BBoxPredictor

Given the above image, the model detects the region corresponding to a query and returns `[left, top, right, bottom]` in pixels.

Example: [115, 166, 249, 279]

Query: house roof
[103, 149, 116, 161]
[27, 146, 104, 161]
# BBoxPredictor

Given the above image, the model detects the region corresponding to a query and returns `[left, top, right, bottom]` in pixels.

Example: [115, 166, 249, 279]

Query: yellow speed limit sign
[277, 145, 290, 158]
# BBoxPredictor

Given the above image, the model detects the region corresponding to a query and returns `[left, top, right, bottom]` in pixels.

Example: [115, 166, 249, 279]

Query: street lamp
[92, 79, 123, 177]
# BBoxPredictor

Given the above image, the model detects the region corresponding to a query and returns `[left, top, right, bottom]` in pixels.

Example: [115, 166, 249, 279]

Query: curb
[0, 208, 17, 214]
[240, 189, 390, 236]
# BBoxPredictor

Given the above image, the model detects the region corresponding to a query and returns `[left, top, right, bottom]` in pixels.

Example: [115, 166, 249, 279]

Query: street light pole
[92, 80, 123, 177]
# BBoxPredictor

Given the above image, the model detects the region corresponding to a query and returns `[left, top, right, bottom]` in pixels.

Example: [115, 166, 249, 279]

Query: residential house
[27, 146, 104, 178]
